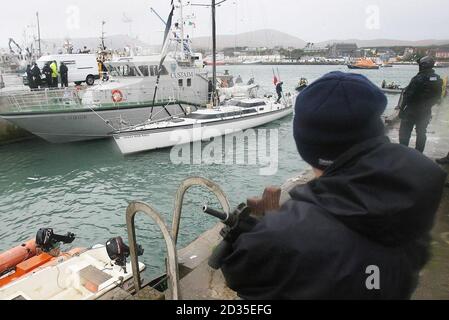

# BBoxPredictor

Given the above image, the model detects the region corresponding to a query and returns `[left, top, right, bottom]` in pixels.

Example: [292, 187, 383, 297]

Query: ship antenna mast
[212, 0, 217, 106]
[179, 0, 186, 60]
[101, 21, 106, 50]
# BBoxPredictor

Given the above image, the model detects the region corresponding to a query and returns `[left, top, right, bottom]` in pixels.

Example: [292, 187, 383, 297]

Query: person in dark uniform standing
[276, 81, 283, 103]
[30, 62, 41, 90]
[59, 62, 69, 88]
[26, 64, 34, 89]
[399, 56, 443, 153]
[42, 62, 52, 88]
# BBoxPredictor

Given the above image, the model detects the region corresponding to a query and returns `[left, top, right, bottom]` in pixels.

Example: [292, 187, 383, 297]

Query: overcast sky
[2, 0, 448, 48]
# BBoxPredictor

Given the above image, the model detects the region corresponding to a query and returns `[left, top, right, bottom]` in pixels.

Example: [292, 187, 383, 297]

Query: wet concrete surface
[386, 97, 449, 299]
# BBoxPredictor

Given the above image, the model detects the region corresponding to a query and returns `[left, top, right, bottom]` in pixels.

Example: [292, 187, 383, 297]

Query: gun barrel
[202, 205, 229, 221]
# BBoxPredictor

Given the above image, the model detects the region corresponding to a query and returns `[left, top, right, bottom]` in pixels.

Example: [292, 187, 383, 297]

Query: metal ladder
[126, 177, 231, 300]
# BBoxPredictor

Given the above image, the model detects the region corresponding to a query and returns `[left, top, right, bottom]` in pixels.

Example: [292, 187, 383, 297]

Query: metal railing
[126, 201, 181, 300]
[171, 177, 231, 245]
[125, 177, 231, 300]
[0, 85, 206, 114]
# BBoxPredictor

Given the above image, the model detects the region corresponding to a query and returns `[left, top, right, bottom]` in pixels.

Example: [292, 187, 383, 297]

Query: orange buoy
[0, 239, 37, 275]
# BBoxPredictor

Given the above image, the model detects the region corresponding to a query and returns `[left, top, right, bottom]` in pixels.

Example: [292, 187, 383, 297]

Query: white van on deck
[24, 54, 100, 86]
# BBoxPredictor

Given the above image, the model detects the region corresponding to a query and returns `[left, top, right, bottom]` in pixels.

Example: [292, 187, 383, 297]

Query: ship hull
[1, 104, 198, 143]
[347, 65, 380, 70]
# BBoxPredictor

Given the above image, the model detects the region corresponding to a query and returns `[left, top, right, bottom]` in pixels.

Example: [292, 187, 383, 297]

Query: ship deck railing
[0, 87, 202, 115]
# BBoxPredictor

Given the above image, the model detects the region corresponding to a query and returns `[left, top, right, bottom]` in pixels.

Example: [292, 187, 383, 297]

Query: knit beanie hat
[293, 71, 387, 170]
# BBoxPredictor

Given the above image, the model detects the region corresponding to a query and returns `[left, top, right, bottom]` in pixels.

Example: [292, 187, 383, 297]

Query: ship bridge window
[150, 65, 169, 76]
[109, 65, 141, 77]
[139, 65, 150, 77]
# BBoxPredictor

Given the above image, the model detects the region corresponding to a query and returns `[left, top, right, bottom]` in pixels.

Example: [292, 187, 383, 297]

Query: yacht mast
[212, 0, 217, 106]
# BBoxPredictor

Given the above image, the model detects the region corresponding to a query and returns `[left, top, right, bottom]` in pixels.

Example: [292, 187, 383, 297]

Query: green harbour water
[0, 64, 445, 279]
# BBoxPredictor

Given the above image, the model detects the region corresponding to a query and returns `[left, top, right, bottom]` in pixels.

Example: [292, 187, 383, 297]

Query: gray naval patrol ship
[0, 54, 209, 143]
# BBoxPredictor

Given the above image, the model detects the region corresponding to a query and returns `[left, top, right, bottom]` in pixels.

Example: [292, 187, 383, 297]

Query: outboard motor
[106, 237, 144, 271]
[35, 228, 76, 253]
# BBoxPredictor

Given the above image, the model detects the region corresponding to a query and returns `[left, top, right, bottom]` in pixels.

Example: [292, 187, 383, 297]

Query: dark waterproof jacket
[60, 64, 68, 77]
[42, 65, 52, 86]
[221, 136, 446, 300]
[276, 83, 283, 95]
[401, 68, 443, 119]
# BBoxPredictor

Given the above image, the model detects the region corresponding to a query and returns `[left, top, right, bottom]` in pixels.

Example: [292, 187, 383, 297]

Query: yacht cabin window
[227, 100, 267, 108]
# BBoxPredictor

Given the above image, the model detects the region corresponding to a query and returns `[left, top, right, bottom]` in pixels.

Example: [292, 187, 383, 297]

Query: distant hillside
[33, 31, 449, 54]
[317, 38, 449, 48]
[39, 35, 150, 54]
[192, 29, 307, 50]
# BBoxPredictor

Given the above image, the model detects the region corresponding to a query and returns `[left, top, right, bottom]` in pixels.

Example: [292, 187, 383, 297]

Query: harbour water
[0, 64, 444, 279]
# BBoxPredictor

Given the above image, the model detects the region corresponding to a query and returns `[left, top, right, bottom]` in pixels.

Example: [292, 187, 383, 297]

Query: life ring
[112, 89, 123, 103]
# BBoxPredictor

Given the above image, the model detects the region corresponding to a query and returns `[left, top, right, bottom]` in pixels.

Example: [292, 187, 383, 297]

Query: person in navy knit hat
[221, 71, 447, 300]
[294, 72, 388, 171]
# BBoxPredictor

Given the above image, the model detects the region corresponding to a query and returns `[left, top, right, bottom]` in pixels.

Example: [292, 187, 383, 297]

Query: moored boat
[347, 58, 380, 70]
[0, 228, 145, 300]
[113, 97, 294, 155]
[381, 88, 403, 95]
[0, 55, 208, 143]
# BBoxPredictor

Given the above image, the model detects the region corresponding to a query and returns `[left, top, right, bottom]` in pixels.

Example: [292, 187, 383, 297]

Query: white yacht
[113, 97, 294, 155]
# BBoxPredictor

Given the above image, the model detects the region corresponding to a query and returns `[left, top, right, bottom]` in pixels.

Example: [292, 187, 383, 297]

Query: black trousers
[61, 75, 68, 87]
[399, 113, 431, 153]
[276, 92, 282, 103]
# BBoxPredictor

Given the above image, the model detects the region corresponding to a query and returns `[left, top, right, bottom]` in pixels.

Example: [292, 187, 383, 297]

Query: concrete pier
[0, 73, 33, 144]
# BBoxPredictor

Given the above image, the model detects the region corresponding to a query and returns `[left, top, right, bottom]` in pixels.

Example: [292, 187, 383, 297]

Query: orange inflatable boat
[0, 228, 78, 288]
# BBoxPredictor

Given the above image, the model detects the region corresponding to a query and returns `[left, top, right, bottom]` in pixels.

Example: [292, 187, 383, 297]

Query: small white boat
[113, 97, 294, 155]
[381, 88, 403, 95]
[0, 244, 145, 300]
[242, 60, 262, 65]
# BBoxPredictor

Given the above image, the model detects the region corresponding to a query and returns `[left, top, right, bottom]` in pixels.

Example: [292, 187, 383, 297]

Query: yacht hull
[1, 104, 197, 143]
[114, 107, 293, 155]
